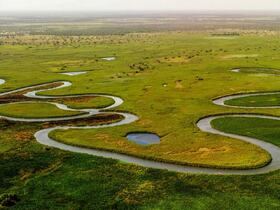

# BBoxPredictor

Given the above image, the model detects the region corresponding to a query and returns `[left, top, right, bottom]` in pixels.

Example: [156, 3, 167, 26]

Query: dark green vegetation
[58, 96, 115, 109]
[212, 117, 280, 147]
[1, 121, 280, 210]
[1, 26, 280, 208]
[225, 94, 280, 107]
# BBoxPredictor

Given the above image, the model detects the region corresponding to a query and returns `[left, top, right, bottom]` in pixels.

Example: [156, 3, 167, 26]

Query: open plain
[1, 12, 280, 209]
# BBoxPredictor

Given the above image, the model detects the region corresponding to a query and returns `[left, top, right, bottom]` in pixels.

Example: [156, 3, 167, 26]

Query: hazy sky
[0, 0, 279, 11]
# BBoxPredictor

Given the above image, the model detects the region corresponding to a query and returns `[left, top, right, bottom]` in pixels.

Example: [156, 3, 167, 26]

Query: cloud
[0, 0, 279, 11]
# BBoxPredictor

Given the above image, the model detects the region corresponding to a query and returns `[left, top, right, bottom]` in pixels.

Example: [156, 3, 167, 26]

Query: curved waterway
[1, 79, 280, 175]
[60, 71, 87, 76]
[213, 92, 280, 108]
[102, 57, 116, 61]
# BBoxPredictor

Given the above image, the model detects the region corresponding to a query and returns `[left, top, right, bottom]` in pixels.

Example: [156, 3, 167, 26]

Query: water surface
[127, 133, 160, 145]
[102, 57, 116, 61]
[60, 71, 87, 76]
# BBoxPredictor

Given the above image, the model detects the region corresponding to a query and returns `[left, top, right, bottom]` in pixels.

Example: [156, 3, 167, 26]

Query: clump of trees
[211, 32, 240, 36]
[0, 33, 159, 46]
[129, 62, 153, 72]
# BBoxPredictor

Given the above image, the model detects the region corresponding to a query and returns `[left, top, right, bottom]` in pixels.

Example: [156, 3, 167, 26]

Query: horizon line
[1, 9, 280, 12]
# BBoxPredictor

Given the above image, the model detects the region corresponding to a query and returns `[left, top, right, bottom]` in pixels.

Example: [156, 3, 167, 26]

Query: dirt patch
[14, 131, 34, 141]
[198, 146, 232, 158]
[175, 80, 183, 89]
[52, 96, 97, 104]
[168, 146, 232, 158]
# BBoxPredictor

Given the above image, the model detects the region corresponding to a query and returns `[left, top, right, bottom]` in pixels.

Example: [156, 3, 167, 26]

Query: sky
[0, 0, 279, 11]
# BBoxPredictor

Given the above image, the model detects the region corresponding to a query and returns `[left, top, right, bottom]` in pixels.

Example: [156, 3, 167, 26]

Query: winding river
[1, 78, 280, 175]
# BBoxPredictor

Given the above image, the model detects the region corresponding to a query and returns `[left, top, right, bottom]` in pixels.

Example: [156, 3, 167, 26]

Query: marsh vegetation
[1, 12, 280, 209]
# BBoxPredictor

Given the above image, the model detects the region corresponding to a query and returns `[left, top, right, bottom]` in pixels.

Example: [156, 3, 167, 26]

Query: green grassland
[0, 102, 83, 118]
[49, 125, 270, 169]
[1, 32, 280, 208]
[225, 94, 280, 107]
[1, 121, 280, 209]
[212, 117, 280, 147]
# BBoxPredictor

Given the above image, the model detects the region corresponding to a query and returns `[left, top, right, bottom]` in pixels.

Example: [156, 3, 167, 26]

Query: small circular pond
[126, 133, 160, 146]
